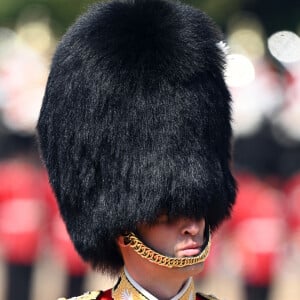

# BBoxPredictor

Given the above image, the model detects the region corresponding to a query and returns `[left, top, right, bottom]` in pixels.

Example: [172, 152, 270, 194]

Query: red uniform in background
[0, 160, 45, 264]
[0, 160, 88, 300]
[0, 160, 47, 300]
[44, 176, 89, 296]
[283, 173, 300, 262]
[227, 173, 286, 300]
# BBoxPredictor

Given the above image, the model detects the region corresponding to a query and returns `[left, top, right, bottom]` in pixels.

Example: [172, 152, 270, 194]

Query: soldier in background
[0, 133, 44, 300]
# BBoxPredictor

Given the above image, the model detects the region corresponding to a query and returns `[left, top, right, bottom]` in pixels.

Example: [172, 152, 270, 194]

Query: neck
[125, 265, 190, 299]
[117, 235, 202, 299]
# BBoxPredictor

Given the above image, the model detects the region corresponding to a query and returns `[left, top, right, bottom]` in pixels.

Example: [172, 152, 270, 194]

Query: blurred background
[0, 0, 300, 300]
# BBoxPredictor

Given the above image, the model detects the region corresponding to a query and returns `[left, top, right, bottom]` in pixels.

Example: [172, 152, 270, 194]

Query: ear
[116, 235, 127, 248]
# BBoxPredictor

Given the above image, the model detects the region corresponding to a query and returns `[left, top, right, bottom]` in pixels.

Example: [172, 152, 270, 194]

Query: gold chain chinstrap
[124, 230, 211, 268]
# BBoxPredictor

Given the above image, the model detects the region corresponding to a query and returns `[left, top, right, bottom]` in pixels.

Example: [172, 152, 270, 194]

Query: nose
[181, 218, 205, 236]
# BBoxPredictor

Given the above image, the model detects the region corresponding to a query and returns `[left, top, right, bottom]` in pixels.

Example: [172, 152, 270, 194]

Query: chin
[174, 262, 205, 277]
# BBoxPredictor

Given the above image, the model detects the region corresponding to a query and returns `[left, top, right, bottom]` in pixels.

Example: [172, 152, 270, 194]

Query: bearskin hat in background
[37, 0, 236, 275]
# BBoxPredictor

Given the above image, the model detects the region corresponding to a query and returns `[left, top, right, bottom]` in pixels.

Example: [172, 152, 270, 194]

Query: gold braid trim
[124, 230, 211, 268]
[197, 292, 221, 300]
[57, 290, 100, 300]
[113, 270, 196, 300]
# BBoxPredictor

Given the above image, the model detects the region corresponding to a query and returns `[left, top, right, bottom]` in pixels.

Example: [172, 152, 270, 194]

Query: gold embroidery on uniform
[123, 231, 211, 268]
[197, 292, 221, 300]
[112, 270, 196, 300]
[57, 290, 100, 300]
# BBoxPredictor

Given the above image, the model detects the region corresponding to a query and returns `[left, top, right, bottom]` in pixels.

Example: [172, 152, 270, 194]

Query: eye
[156, 214, 178, 225]
[156, 214, 169, 224]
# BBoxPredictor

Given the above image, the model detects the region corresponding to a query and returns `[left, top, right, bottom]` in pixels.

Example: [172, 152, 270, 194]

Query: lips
[177, 243, 202, 257]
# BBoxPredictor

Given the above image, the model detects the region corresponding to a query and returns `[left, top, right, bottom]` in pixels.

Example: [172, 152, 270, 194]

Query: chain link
[124, 231, 211, 268]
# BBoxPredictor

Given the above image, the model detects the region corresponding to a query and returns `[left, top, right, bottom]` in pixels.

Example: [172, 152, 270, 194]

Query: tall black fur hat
[37, 0, 236, 275]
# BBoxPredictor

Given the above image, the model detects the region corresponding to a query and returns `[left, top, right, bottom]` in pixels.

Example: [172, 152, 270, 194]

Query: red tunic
[227, 173, 285, 285]
[44, 178, 88, 276]
[0, 161, 46, 264]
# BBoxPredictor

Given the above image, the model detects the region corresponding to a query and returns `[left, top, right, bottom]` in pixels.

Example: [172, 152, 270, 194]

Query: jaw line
[123, 228, 211, 268]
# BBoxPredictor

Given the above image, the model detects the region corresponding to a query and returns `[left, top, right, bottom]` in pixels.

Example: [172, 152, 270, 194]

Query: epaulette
[197, 292, 222, 300]
[57, 290, 100, 300]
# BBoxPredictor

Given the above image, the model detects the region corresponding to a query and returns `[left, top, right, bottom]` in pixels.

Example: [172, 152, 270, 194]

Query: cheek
[144, 227, 178, 253]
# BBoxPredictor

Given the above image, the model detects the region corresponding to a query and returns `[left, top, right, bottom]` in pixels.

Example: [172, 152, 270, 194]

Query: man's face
[137, 216, 206, 259]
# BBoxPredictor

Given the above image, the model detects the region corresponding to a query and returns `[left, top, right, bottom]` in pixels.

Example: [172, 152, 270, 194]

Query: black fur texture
[37, 0, 236, 275]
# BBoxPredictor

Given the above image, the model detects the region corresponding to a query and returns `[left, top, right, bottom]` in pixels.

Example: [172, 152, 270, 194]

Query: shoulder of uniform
[197, 292, 222, 300]
[57, 290, 101, 300]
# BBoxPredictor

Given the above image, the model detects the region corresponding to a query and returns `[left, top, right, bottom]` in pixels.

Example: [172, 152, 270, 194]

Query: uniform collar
[112, 268, 196, 300]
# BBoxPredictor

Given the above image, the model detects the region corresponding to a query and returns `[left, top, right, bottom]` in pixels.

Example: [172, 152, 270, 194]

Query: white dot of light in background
[15, 4, 56, 58]
[16, 21, 54, 56]
[0, 4, 55, 135]
[0, 27, 17, 48]
[268, 31, 300, 64]
[0, 28, 49, 134]
[225, 54, 255, 87]
[229, 28, 265, 61]
[275, 102, 300, 142]
[231, 94, 264, 137]
[227, 13, 265, 61]
[0, 28, 17, 108]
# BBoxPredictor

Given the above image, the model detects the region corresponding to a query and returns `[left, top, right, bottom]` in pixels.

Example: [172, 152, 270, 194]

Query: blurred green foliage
[1, 0, 97, 35]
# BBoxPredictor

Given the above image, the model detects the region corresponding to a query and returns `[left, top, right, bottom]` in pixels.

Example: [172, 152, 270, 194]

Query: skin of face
[137, 215, 206, 259]
[117, 216, 207, 298]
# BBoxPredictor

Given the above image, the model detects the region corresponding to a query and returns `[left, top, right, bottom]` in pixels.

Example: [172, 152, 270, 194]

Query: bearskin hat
[37, 0, 236, 275]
